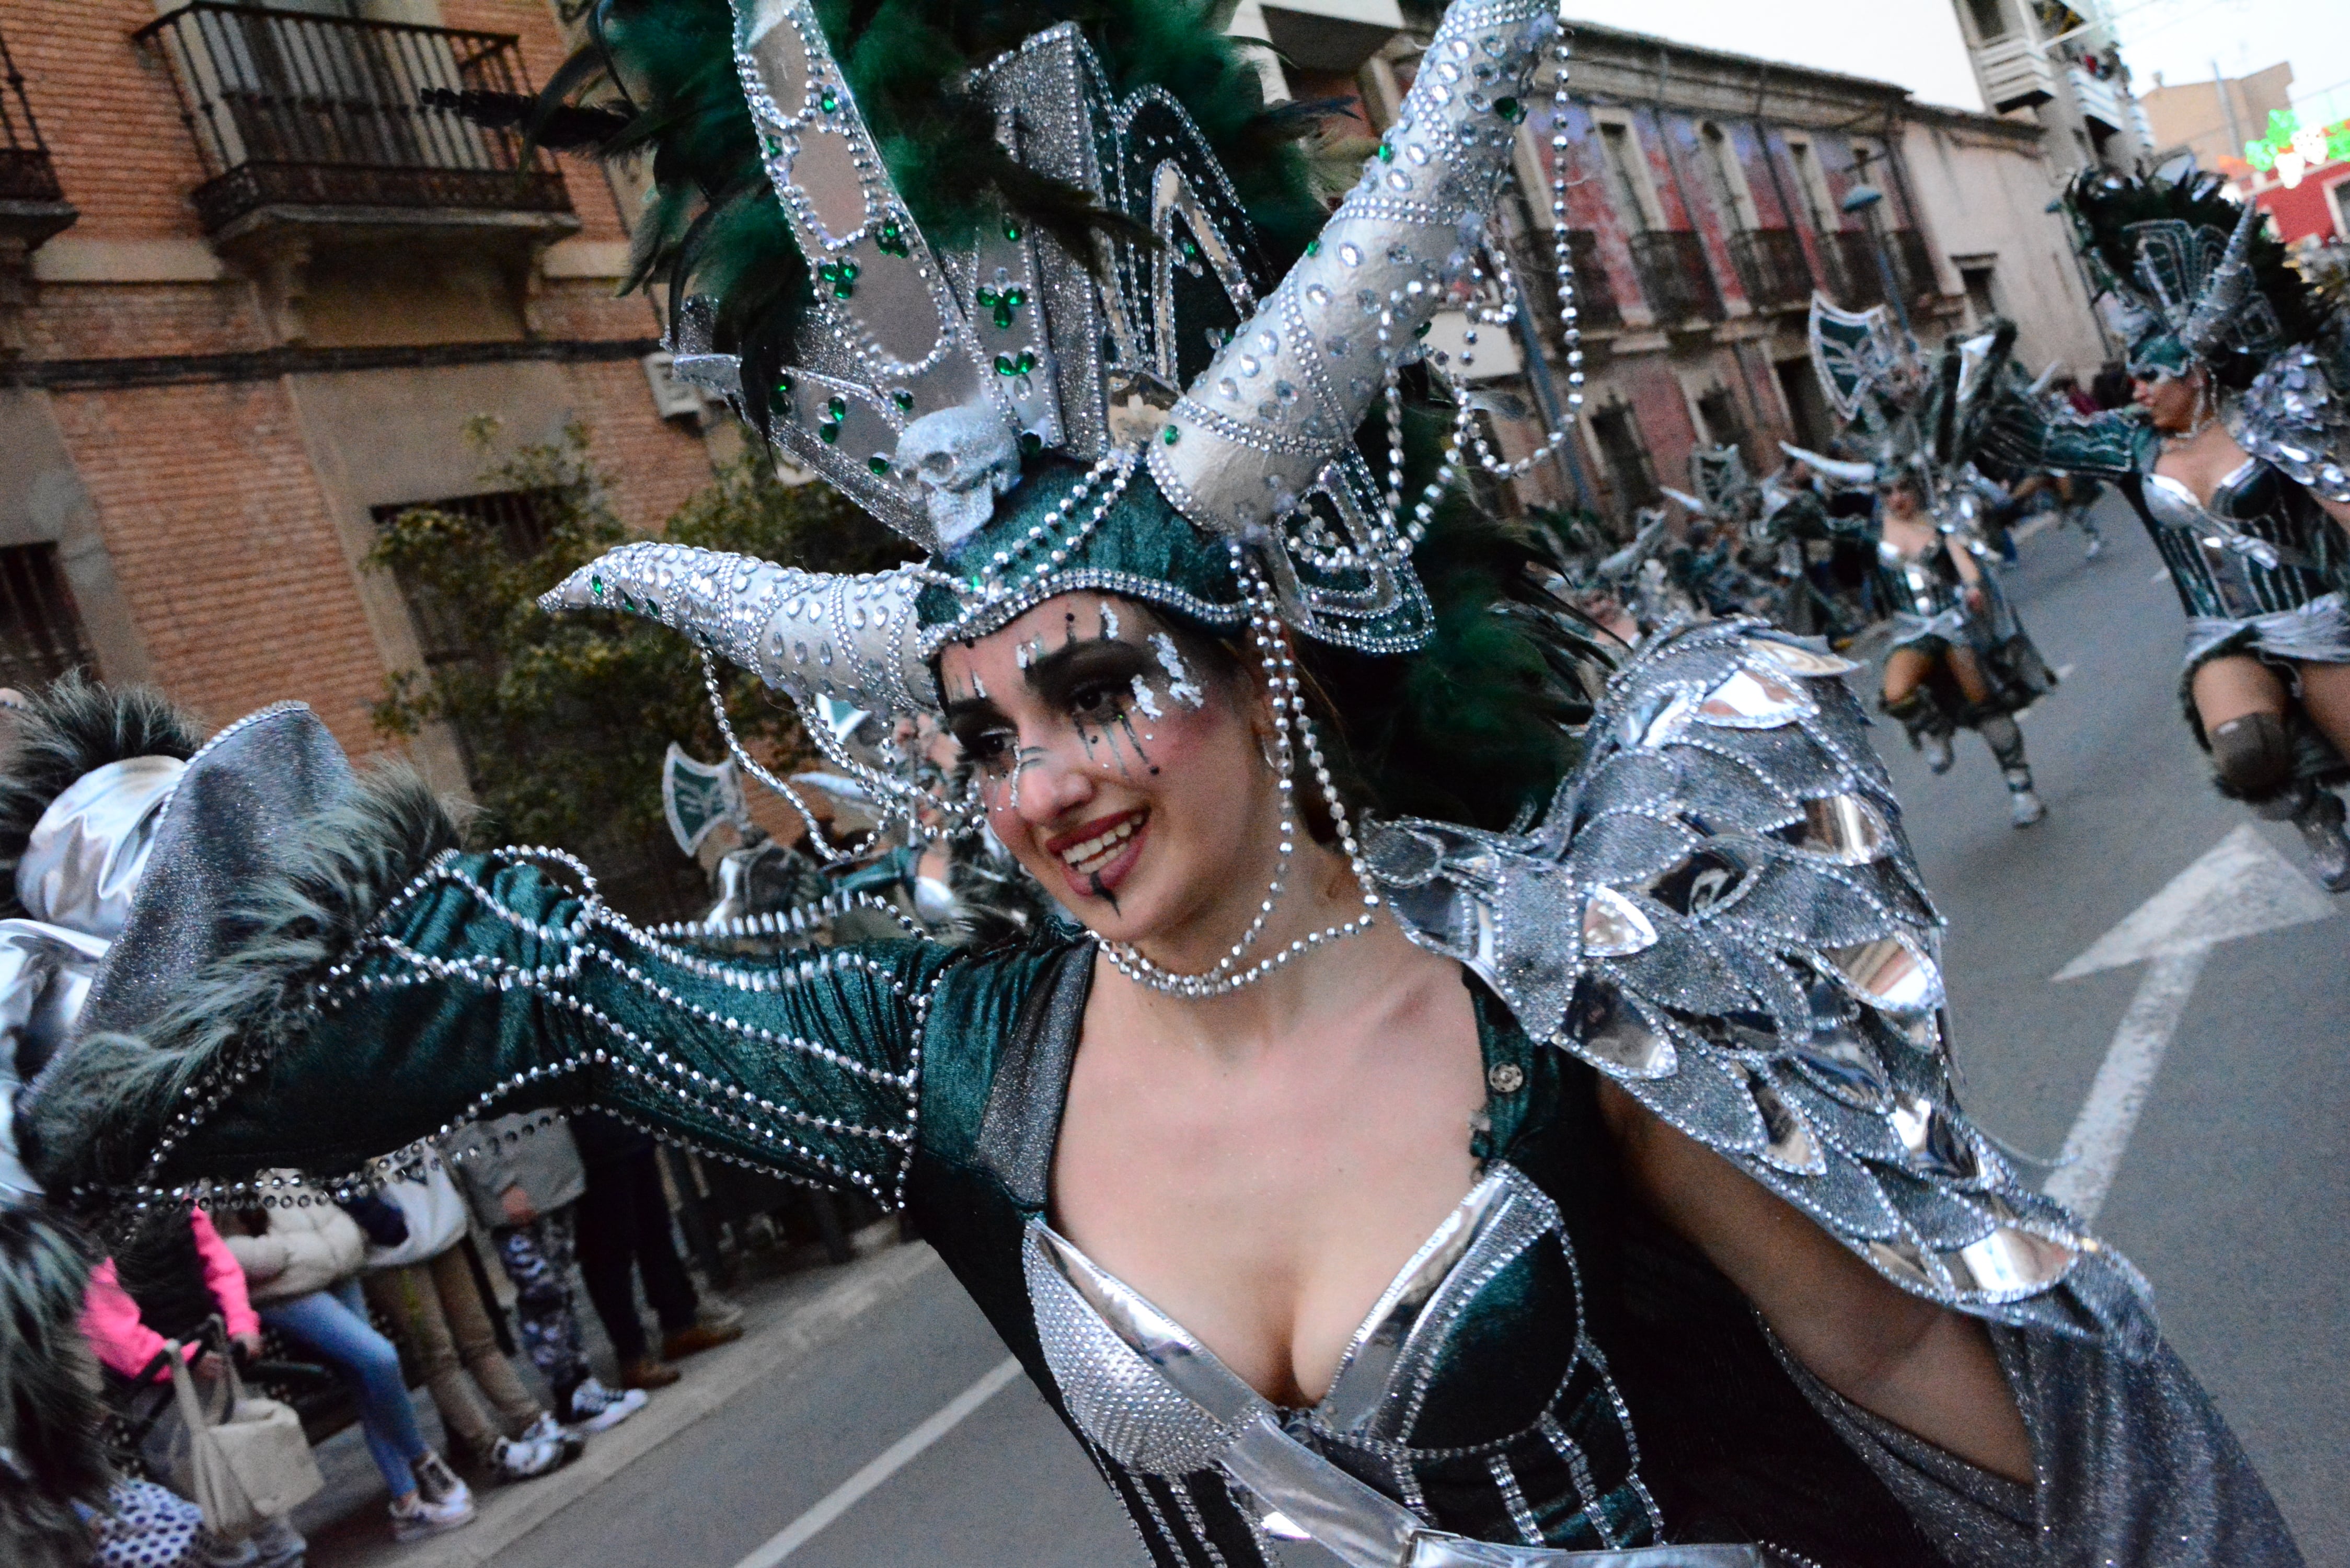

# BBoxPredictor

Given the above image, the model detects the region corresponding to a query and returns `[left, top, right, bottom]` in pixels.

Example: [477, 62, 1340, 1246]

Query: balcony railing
[0, 25, 64, 207]
[1629, 229, 1719, 326]
[1972, 34, 2056, 112]
[1827, 228, 1938, 312]
[1727, 229, 1811, 311]
[1512, 228, 1620, 337]
[136, 4, 570, 235]
[1563, 230, 1621, 329]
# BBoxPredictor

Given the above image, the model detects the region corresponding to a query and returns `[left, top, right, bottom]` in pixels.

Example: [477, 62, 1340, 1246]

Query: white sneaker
[389, 1489, 476, 1542]
[492, 1429, 574, 1481]
[2008, 787, 2046, 828]
[521, 1410, 588, 1461]
[1922, 732, 1955, 775]
[561, 1377, 649, 1434]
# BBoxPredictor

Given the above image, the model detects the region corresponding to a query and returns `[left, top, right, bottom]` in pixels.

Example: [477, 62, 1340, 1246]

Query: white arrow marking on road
[2045, 824, 2334, 1219]
[731, 1356, 1022, 1567]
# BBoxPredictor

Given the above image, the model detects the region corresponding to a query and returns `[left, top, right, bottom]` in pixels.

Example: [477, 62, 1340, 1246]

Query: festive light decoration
[2243, 109, 2350, 189]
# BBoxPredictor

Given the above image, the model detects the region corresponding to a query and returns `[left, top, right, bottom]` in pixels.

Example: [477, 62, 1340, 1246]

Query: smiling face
[938, 594, 1287, 954]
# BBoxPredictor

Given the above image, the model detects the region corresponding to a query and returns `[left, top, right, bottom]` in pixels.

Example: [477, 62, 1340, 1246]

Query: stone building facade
[0, 0, 716, 781]
[1441, 24, 2105, 522]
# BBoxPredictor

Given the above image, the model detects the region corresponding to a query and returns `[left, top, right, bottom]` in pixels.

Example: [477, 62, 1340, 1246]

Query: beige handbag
[165, 1328, 325, 1540]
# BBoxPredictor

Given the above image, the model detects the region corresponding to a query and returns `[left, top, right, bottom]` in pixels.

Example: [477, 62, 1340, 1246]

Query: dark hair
[1160, 494, 1607, 838]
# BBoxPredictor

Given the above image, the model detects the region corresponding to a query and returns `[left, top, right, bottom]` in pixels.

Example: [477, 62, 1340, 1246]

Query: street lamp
[1840, 182, 1913, 339]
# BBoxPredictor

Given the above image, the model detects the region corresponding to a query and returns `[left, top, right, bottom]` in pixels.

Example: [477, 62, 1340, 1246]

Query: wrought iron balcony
[0, 24, 74, 247]
[136, 4, 570, 237]
[1726, 229, 1811, 311]
[1629, 229, 1719, 326]
[1826, 228, 1939, 314]
[1563, 229, 1621, 330]
[1507, 228, 1620, 339]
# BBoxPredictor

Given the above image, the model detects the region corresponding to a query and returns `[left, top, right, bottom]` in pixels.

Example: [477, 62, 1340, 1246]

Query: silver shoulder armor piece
[1364, 620, 2157, 1352]
[2237, 344, 2350, 506]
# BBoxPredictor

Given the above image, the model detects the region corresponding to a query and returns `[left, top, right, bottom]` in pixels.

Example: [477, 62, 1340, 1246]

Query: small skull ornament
[894, 402, 1023, 549]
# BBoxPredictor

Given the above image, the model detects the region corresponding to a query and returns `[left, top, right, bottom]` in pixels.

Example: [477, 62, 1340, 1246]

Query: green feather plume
[2064, 167, 2321, 388]
[532, 0, 1321, 431]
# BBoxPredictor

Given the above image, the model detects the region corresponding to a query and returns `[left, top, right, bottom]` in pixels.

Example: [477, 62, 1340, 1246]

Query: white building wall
[1898, 113, 2110, 378]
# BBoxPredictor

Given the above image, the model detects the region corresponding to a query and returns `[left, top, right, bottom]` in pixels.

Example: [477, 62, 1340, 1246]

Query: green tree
[368, 419, 911, 917]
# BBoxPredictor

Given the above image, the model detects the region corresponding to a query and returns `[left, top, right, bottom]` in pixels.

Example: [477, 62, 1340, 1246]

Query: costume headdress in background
[2059, 167, 2313, 384]
[533, 0, 1586, 778]
[1661, 444, 1759, 522]
[1780, 294, 2017, 509]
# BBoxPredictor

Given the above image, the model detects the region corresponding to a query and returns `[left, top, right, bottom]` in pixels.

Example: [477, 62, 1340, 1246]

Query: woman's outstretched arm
[1600, 1080, 2031, 1481]
[26, 770, 960, 1210]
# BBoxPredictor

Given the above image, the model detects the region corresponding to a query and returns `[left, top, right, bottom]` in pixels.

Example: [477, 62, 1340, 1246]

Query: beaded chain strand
[1095, 548, 1382, 997]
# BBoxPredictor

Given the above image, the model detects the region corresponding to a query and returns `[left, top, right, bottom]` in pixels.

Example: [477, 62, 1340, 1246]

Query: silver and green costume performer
[1782, 302, 2056, 823]
[1985, 169, 2350, 881]
[10, 3, 2306, 1564]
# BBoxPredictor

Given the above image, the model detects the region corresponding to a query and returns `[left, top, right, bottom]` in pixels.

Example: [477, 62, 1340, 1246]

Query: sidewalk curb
[361, 1241, 943, 1568]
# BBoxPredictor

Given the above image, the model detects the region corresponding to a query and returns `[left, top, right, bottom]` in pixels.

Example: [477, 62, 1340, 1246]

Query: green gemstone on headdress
[763, 134, 781, 158]
[994, 350, 1038, 376]
[819, 88, 838, 112]
[1005, 222, 1022, 241]
[819, 423, 840, 444]
[773, 372, 793, 401]
[816, 259, 859, 300]
[590, 574, 603, 598]
[1495, 97, 1524, 123]
[1306, 238, 1320, 257]
[1162, 424, 1181, 445]
[1377, 142, 1395, 163]
[826, 396, 847, 420]
[868, 455, 891, 475]
[976, 284, 1027, 330]
[892, 389, 914, 412]
[874, 221, 911, 259]
[1019, 432, 1042, 456]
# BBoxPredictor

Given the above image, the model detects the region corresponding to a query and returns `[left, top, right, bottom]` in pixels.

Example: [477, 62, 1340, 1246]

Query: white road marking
[2044, 948, 2208, 1220]
[2150, 568, 2169, 584]
[731, 1357, 1023, 1567]
[2047, 825, 2334, 1219]
[2055, 663, 2075, 681]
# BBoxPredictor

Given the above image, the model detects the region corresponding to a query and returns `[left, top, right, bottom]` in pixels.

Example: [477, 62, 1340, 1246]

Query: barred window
[371, 488, 561, 666]
[1589, 402, 1660, 513]
[0, 543, 96, 689]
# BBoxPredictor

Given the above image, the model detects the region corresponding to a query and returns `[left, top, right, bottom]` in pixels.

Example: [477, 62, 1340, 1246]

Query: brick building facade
[0, 0, 717, 782]
[1426, 24, 2104, 523]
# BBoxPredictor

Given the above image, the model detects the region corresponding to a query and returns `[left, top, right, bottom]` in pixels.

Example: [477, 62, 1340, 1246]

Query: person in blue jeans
[222, 1176, 477, 1541]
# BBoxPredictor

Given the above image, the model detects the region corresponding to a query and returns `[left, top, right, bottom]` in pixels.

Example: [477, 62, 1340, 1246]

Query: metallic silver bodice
[1874, 539, 1949, 618]
[1026, 1163, 1562, 1478]
[2141, 463, 2318, 620]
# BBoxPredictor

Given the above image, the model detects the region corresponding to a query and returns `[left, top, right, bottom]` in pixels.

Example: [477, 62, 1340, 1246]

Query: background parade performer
[1989, 168, 2350, 888]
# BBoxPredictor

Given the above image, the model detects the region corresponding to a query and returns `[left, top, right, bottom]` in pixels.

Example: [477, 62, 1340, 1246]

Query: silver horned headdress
[549, 0, 1586, 746]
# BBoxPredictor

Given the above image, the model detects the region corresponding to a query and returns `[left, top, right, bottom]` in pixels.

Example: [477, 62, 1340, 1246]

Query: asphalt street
[491, 496, 2347, 1567]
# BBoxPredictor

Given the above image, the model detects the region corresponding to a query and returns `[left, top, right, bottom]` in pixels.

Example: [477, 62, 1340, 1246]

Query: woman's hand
[1598, 1080, 2034, 1482]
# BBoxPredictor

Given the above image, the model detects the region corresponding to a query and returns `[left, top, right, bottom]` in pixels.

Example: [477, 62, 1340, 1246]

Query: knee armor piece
[2209, 712, 2296, 802]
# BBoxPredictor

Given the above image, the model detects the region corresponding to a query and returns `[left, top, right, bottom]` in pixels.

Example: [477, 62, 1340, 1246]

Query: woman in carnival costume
[1783, 306, 2058, 829]
[13, 1, 2304, 1562]
[1987, 168, 2350, 889]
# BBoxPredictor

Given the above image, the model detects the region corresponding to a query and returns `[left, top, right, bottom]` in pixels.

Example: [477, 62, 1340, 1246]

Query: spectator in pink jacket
[78, 1206, 305, 1568]
[79, 1205, 260, 1381]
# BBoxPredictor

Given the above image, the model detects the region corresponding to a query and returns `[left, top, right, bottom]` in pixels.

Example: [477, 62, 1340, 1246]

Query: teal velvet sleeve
[1978, 396, 2155, 479]
[139, 851, 967, 1207]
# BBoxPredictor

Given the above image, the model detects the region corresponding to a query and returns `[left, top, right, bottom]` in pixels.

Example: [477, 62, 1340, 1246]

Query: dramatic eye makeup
[940, 604, 1183, 801]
